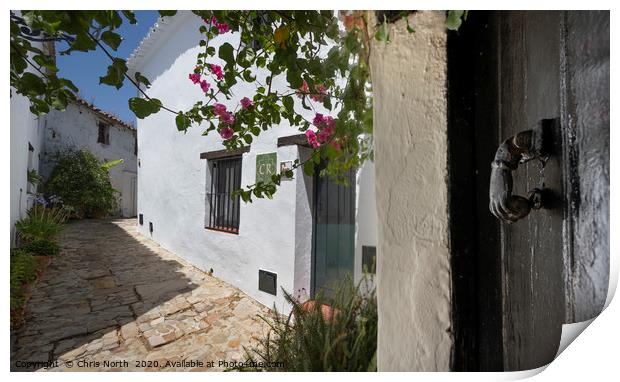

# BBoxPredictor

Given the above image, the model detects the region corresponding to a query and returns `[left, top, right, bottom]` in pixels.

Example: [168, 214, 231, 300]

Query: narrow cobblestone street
[11, 219, 272, 371]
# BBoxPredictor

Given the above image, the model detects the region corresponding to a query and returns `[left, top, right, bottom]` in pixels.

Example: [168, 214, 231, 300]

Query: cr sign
[256, 152, 277, 184]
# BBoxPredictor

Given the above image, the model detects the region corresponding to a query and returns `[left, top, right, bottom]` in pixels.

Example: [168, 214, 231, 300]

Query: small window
[97, 122, 110, 145]
[206, 156, 242, 233]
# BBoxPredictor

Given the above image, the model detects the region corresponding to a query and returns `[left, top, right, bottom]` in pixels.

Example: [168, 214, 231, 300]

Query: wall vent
[258, 270, 277, 295]
[149, 222, 153, 233]
[139, 214, 143, 225]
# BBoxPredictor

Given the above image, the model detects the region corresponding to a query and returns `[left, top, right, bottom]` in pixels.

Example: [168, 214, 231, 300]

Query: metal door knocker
[489, 119, 554, 223]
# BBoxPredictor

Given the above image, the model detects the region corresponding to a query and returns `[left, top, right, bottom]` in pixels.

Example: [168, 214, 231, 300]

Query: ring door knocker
[489, 119, 553, 223]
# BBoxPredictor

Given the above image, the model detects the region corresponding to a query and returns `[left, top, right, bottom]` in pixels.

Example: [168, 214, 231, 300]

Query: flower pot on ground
[235, 274, 377, 372]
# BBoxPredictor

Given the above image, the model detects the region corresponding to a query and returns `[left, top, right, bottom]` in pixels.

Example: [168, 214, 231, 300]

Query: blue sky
[56, 11, 160, 126]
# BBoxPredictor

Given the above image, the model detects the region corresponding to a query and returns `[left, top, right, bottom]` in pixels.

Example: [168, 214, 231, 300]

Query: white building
[10, 43, 47, 244]
[127, 11, 377, 312]
[41, 98, 138, 218]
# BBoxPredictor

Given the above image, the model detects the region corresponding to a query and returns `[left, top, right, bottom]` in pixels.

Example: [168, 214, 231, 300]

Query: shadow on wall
[10, 219, 200, 371]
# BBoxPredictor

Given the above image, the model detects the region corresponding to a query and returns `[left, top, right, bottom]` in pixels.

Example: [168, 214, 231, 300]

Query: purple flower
[219, 127, 234, 140]
[240, 97, 253, 109]
[213, 103, 227, 116]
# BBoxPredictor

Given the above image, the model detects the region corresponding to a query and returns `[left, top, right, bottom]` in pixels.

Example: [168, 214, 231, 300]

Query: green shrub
[237, 275, 377, 372]
[15, 205, 66, 242]
[45, 149, 118, 218]
[10, 250, 39, 310]
[20, 238, 60, 256]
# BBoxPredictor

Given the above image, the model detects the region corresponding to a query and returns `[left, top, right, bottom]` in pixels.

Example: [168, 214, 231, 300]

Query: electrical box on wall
[258, 269, 277, 295]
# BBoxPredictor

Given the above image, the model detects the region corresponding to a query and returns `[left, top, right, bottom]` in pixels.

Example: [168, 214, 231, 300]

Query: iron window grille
[97, 122, 110, 145]
[206, 156, 242, 233]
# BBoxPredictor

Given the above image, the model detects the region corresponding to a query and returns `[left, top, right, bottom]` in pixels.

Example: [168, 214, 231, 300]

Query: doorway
[448, 11, 609, 371]
[311, 166, 356, 297]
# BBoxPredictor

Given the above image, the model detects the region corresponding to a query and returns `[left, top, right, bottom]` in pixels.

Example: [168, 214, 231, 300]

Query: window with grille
[206, 156, 242, 233]
[97, 122, 110, 145]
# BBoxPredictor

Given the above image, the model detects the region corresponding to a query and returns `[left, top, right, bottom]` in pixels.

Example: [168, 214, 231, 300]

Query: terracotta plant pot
[300, 300, 340, 322]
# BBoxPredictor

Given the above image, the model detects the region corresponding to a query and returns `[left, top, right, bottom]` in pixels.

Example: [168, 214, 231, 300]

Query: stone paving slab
[10, 219, 271, 372]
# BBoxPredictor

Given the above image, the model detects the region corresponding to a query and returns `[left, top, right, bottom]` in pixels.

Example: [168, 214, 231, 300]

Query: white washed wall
[10, 39, 46, 244]
[10, 92, 45, 244]
[131, 11, 377, 312]
[369, 11, 452, 371]
[41, 102, 137, 217]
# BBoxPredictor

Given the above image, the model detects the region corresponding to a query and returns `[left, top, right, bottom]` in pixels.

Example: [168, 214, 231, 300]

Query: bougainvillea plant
[10, 10, 465, 202]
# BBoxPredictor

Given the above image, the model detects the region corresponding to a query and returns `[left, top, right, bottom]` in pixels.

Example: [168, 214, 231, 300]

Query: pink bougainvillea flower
[240, 97, 253, 109]
[213, 103, 227, 116]
[310, 83, 327, 102]
[312, 113, 325, 127]
[220, 112, 236, 125]
[296, 80, 310, 98]
[216, 22, 230, 34]
[305, 130, 320, 148]
[210, 64, 224, 81]
[324, 115, 336, 130]
[211, 16, 218, 24]
[200, 80, 210, 93]
[219, 126, 234, 140]
[189, 73, 201, 84]
[318, 129, 332, 143]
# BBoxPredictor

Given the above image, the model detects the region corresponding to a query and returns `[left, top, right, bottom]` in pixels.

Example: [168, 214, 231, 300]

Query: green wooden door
[312, 167, 356, 297]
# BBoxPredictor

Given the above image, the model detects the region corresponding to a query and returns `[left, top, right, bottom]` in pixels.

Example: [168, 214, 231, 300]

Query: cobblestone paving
[11, 219, 272, 371]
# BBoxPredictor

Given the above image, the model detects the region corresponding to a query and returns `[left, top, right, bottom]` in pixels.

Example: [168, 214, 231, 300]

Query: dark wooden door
[311, 167, 356, 297]
[496, 11, 566, 371]
[449, 11, 609, 371]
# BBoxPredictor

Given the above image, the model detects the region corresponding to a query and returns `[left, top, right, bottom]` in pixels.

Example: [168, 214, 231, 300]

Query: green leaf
[32, 54, 57, 72]
[20, 72, 46, 95]
[30, 98, 50, 115]
[242, 70, 256, 82]
[375, 18, 390, 42]
[256, 56, 266, 68]
[101, 30, 122, 51]
[303, 161, 315, 177]
[282, 96, 294, 114]
[446, 10, 465, 31]
[99, 58, 127, 89]
[286, 69, 303, 89]
[59, 78, 79, 92]
[237, 48, 255, 68]
[69, 33, 98, 52]
[128, 97, 163, 119]
[10, 51, 28, 74]
[218, 42, 235, 67]
[122, 10, 137, 24]
[243, 134, 253, 144]
[134, 72, 151, 88]
[175, 112, 191, 132]
[158, 10, 177, 17]
[101, 159, 124, 170]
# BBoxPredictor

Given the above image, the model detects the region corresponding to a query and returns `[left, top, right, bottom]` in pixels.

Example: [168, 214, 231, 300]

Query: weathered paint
[369, 11, 452, 371]
[41, 101, 138, 217]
